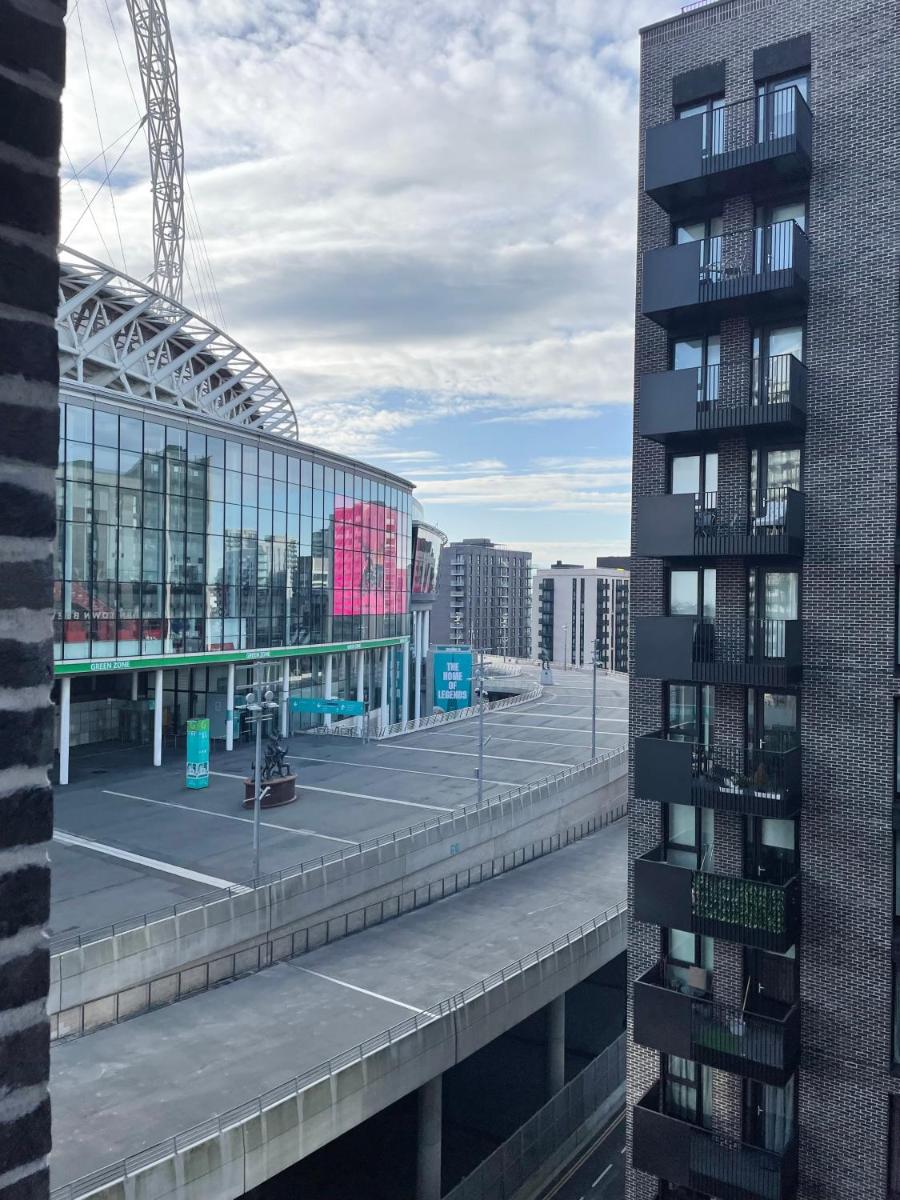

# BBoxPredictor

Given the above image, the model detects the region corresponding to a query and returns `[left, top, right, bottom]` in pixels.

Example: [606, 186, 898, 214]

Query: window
[664, 802, 713, 871]
[675, 215, 723, 276]
[754, 199, 807, 272]
[668, 568, 716, 618]
[756, 72, 809, 142]
[663, 1055, 713, 1128]
[666, 682, 714, 746]
[665, 928, 713, 994]
[670, 452, 718, 500]
[672, 334, 720, 404]
[677, 94, 726, 156]
[751, 324, 803, 405]
[749, 446, 801, 524]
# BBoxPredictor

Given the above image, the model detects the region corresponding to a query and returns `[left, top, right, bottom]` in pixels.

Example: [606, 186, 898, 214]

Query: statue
[252, 734, 291, 782]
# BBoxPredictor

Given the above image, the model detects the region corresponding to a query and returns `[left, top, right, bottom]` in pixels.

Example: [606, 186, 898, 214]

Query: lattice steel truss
[58, 245, 299, 438]
[126, 0, 185, 303]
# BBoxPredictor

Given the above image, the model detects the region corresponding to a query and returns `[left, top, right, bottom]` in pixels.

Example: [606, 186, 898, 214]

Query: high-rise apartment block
[533, 562, 630, 672]
[431, 539, 532, 656]
[627, 2, 899, 1198]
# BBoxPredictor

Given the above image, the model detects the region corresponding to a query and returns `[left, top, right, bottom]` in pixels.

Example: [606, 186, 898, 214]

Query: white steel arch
[58, 245, 299, 439]
[125, 0, 185, 303]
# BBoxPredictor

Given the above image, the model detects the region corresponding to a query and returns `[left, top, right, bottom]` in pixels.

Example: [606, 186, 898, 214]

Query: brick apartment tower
[627, 2, 900, 1199]
[0, 2, 65, 1198]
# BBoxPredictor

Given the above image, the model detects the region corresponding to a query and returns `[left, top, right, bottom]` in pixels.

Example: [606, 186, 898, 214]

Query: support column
[423, 608, 430, 656]
[416, 1075, 442, 1200]
[58, 676, 71, 786]
[152, 668, 163, 767]
[130, 671, 139, 702]
[355, 650, 365, 734]
[225, 662, 235, 752]
[323, 653, 333, 728]
[401, 637, 411, 726]
[281, 657, 290, 737]
[380, 646, 389, 731]
[546, 995, 566, 1097]
[414, 612, 423, 722]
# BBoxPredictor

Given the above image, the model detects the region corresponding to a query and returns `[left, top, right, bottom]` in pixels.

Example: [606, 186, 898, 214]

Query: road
[536, 1112, 626, 1200]
[50, 665, 627, 940]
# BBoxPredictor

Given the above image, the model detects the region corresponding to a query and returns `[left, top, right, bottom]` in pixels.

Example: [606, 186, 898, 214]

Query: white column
[58, 676, 71, 786]
[401, 637, 411, 726]
[281, 657, 290, 737]
[130, 671, 138, 701]
[414, 612, 423, 722]
[380, 646, 389, 731]
[323, 653, 333, 727]
[152, 668, 163, 767]
[225, 662, 235, 752]
[355, 650, 365, 734]
[423, 608, 430, 656]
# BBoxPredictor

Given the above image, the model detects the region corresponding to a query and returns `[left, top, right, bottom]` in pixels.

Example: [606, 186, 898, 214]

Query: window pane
[671, 456, 700, 494]
[670, 571, 699, 616]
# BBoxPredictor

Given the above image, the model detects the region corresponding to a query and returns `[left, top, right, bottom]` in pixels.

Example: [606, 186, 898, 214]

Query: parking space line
[100, 790, 357, 843]
[290, 965, 434, 1015]
[380, 745, 571, 768]
[53, 829, 245, 890]
[434, 731, 594, 750]
[593, 1164, 613, 1187]
[286, 754, 508, 786]
[291, 784, 455, 813]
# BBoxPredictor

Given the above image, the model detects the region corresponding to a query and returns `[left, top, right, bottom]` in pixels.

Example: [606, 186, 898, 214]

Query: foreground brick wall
[0, 2, 65, 1197]
[628, 1, 900, 1197]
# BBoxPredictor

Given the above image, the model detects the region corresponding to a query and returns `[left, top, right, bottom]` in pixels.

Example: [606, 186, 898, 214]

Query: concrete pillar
[153, 668, 163, 767]
[414, 612, 423, 722]
[323, 653, 333, 727]
[401, 637, 411, 727]
[546, 995, 566, 1097]
[225, 662, 235, 752]
[355, 650, 365, 734]
[424, 608, 430, 656]
[281, 657, 290, 737]
[380, 646, 389, 732]
[130, 671, 139, 701]
[59, 676, 71, 786]
[416, 1075, 442, 1200]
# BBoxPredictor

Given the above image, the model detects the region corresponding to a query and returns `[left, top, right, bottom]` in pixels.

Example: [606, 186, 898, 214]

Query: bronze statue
[254, 734, 291, 781]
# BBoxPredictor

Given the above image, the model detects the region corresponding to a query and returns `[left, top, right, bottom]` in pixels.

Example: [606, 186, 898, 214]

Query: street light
[591, 638, 600, 760]
[473, 646, 487, 806]
[244, 662, 280, 879]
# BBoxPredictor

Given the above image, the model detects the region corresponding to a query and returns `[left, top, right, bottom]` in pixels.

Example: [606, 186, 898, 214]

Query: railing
[699, 88, 810, 166]
[685, 618, 798, 665]
[443, 1036, 626, 1200]
[693, 741, 800, 804]
[694, 486, 800, 539]
[316, 683, 543, 740]
[692, 869, 800, 950]
[49, 902, 629, 1200]
[698, 220, 807, 290]
[751, 353, 807, 410]
[49, 746, 627, 956]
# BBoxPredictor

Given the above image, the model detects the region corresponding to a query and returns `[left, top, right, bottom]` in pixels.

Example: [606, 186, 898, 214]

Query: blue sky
[61, 0, 677, 566]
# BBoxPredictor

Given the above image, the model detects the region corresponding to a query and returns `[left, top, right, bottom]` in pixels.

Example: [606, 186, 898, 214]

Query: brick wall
[628, 1, 900, 1198]
[0, 2, 64, 1197]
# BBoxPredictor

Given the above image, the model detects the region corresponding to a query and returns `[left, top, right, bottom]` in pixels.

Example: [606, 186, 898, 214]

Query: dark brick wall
[0, 1, 64, 1197]
[628, 2, 900, 1198]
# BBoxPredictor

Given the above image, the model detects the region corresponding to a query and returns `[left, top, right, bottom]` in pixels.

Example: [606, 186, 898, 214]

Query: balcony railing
[639, 354, 807, 442]
[645, 87, 812, 211]
[642, 221, 809, 330]
[634, 732, 801, 818]
[634, 487, 805, 559]
[634, 845, 800, 952]
[633, 964, 800, 1086]
[634, 1083, 799, 1200]
[634, 616, 801, 687]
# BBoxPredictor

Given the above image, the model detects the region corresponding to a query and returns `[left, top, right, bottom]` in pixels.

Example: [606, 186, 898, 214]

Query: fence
[443, 1036, 627, 1200]
[50, 746, 627, 957]
[54, 804, 627, 1041]
[49, 903, 629, 1200]
[320, 682, 544, 740]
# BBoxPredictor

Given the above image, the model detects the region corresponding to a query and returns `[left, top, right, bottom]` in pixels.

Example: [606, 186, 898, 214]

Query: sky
[60, 0, 677, 567]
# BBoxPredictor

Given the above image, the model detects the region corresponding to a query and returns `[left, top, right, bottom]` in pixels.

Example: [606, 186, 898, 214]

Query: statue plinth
[243, 775, 297, 809]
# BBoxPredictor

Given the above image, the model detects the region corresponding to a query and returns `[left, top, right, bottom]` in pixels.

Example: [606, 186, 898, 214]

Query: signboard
[186, 718, 210, 789]
[290, 696, 365, 716]
[432, 646, 473, 713]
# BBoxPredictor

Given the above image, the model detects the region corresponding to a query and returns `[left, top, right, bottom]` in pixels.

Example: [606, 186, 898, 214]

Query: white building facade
[532, 563, 629, 672]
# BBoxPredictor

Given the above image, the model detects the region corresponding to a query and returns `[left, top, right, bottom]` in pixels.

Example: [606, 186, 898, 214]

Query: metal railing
[693, 741, 800, 803]
[686, 618, 797, 664]
[750, 353, 807, 410]
[694, 486, 799, 538]
[698, 220, 807, 288]
[443, 1036, 626, 1200]
[315, 683, 543, 741]
[698, 87, 810, 164]
[50, 746, 627, 956]
[49, 901, 629, 1200]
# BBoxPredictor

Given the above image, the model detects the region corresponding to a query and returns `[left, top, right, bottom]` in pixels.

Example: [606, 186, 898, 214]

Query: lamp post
[243, 662, 279, 879]
[474, 646, 486, 806]
[591, 638, 599, 760]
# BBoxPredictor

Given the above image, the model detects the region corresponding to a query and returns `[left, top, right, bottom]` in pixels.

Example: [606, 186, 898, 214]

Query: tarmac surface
[50, 665, 628, 941]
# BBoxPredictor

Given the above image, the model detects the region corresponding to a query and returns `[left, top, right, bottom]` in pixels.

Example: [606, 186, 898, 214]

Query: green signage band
[53, 636, 408, 677]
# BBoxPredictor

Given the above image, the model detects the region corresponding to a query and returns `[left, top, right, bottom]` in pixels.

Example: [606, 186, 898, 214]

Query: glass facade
[411, 527, 439, 596]
[54, 400, 413, 661]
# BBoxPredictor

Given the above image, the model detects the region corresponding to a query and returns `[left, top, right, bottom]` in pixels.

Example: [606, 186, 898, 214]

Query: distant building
[431, 539, 532, 656]
[595, 556, 631, 571]
[532, 564, 629, 672]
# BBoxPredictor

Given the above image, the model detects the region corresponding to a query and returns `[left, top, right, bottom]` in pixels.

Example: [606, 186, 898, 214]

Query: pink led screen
[333, 501, 408, 615]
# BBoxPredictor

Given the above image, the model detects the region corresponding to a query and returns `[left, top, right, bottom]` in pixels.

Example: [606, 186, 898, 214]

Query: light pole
[243, 662, 279, 879]
[474, 646, 486, 805]
[562, 622, 568, 671]
[591, 638, 599, 760]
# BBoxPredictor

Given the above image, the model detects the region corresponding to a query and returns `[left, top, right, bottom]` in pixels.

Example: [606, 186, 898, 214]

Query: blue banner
[290, 696, 365, 716]
[432, 646, 473, 712]
[186, 717, 210, 789]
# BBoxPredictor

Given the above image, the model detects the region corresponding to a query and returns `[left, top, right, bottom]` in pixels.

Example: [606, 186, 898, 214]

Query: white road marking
[294, 783, 455, 813]
[434, 731, 593, 750]
[522, 711, 627, 723]
[593, 1164, 613, 1187]
[100, 790, 357, 843]
[480, 720, 621, 737]
[291, 965, 434, 1015]
[287, 754, 508, 785]
[53, 829, 245, 891]
[379, 744, 570, 768]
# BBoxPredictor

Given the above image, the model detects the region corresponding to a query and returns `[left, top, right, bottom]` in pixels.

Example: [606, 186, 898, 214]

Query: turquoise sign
[432, 646, 473, 712]
[290, 696, 365, 716]
[186, 717, 210, 789]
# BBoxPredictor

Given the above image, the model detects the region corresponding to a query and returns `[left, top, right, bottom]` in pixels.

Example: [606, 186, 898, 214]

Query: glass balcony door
[754, 200, 806, 273]
[667, 682, 715, 747]
[749, 689, 799, 756]
[751, 324, 803, 406]
[678, 95, 727, 156]
[756, 74, 808, 143]
[744, 1076, 796, 1153]
[673, 334, 721, 406]
[750, 446, 801, 527]
[747, 568, 798, 659]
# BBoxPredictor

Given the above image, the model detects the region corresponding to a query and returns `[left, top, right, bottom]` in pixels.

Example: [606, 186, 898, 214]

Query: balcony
[634, 617, 801, 686]
[639, 355, 807, 444]
[633, 964, 800, 1086]
[634, 488, 804, 560]
[645, 88, 812, 212]
[634, 846, 800, 952]
[642, 222, 809, 332]
[633, 1083, 798, 1200]
[634, 733, 801, 818]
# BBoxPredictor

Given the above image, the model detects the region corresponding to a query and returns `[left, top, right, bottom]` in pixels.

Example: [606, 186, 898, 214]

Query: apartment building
[431, 539, 532, 656]
[533, 562, 630, 672]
